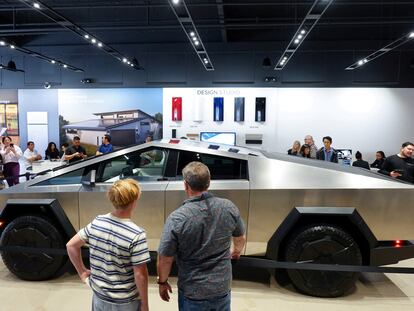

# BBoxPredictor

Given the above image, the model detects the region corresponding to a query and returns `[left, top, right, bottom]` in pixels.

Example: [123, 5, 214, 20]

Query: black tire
[0, 215, 67, 281]
[284, 224, 362, 297]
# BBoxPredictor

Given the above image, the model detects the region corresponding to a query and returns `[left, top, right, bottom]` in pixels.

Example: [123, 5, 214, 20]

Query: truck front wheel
[0, 215, 67, 281]
[284, 224, 362, 297]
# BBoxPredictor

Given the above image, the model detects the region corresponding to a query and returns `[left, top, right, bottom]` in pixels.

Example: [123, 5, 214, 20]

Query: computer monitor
[200, 132, 236, 146]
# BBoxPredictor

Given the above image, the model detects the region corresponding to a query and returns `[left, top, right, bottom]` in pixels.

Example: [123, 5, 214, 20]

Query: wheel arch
[0, 199, 76, 241]
[265, 207, 378, 265]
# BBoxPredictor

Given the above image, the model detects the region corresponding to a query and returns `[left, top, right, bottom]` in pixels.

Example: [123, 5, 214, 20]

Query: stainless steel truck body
[1, 139, 413, 297]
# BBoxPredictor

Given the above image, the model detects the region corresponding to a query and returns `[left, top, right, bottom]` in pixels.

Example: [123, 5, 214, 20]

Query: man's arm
[133, 264, 149, 311]
[231, 235, 246, 259]
[66, 234, 90, 282]
[157, 255, 174, 302]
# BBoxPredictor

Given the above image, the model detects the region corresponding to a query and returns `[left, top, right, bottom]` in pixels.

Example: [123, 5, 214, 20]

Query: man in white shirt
[23, 141, 42, 168]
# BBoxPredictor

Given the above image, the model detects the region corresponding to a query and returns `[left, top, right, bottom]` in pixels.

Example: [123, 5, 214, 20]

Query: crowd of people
[0, 134, 114, 187]
[67, 162, 246, 311]
[287, 135, 414, 183]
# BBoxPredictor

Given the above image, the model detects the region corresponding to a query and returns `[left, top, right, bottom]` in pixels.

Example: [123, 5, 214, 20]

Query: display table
[29, 160, 67, 174]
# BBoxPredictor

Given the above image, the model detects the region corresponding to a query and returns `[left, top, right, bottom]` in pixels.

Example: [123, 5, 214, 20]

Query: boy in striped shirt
[67, 179, 150, 311]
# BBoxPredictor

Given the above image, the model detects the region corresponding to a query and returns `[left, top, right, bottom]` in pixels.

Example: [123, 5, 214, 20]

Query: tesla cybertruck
[0, 139, 413, 297]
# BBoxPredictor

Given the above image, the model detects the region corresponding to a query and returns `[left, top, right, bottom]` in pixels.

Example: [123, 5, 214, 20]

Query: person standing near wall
[316, 136, 338, 163]
[379, 142, 414, 183]
[352, 151, 370, 170]
[157, 161, 246, 311]
[66, 179, 150, 311]
[0, 136, 22, 186]
[304, 135, 318, 159]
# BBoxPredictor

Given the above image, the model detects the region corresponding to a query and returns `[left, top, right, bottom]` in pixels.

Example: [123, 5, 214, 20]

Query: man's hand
[390, 171, 402, 178]
[80, 269, 91, 283]
[230, 249, 241, 260]
[159, 282, 173, 302]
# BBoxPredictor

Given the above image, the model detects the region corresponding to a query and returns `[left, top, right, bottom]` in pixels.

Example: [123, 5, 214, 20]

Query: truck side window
[98, 148, 168, 182]
[176, 151, 248, 180]
[35, 168, 85, 186]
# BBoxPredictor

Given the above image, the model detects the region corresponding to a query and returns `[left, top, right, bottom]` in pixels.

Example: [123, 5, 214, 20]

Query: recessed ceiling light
[63, 64, 68, 68]
[97, 42, 102, 47]
[51, 60, 56, 64]
[91, 38, 96, 44]
[0, 41, 5, 46]
[10, 45, 15, 49]
[410, 32, 414, 38]
[190, 32, 195, 37]
[84, 34, 89, 39]
[192, 37, 197, 41]
[130, 63, 134, 67]
[301, 30, 306, 35]
[33, 3, 40, 9]
[195, 41, 200, 45]
[122, 58, 127, 63]
[358, 60, 364, 66]
[294, 39, 299, 44]
[363, 59, 368, 63]
[172, 0, 180, 4]
[297, 34, 303, 39]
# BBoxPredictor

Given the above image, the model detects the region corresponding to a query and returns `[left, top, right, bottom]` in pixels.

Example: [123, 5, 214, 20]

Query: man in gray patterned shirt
[157, 161, 246, 311]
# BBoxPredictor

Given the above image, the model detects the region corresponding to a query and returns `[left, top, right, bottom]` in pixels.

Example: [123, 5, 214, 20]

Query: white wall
[163, 88, 414, 163]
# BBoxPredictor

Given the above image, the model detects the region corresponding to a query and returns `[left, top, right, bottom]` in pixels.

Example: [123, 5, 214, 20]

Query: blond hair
[107, 179, 141, 210]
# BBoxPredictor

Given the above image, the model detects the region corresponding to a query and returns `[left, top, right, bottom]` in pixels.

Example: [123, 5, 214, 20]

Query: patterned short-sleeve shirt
[78, 213, 150, 304]
[158, 192, 246, 300]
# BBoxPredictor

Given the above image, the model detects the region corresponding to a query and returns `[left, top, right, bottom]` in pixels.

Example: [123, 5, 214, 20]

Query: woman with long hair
[299, 144, 311, 158]
[45, 142, 60, 160]
[288, 140, 301, 156]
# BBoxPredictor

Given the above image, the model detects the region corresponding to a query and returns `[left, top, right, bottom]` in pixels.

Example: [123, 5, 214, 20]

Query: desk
[29, 160, 67, 174]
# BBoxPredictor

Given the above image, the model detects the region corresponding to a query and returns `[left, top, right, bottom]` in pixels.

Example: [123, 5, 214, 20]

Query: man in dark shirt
[157, 161, 246, 311]
[316, 136, 338, 163]
[352, 151, 370, 170]
[65, 136, 87, 163]
[379, 142, 414, 183]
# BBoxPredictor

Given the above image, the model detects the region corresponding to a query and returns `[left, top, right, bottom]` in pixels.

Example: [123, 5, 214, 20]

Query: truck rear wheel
[0, 215, 67, 281]
[285, 224, 362, 297]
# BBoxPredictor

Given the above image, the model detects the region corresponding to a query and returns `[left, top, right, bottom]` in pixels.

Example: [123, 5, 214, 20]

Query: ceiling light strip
[274, 0, 334, 70]
[168, 0, 214, 71]
[345, 31, 414, 70]
[0, 39, 83, 72]
[18, 0, 141, 70]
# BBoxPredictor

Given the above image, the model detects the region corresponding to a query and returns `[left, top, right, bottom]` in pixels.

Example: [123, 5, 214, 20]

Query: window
[35, 168, 85, 186]
[177, 151, 248, 180]
[98, 148, 168, 182]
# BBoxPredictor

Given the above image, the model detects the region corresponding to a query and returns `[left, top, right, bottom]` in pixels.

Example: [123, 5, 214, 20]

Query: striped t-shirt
[78, 213, 150, 304]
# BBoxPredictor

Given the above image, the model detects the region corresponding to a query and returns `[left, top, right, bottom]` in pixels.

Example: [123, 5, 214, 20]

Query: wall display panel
[234, 97, 245, 122]
[163, 87, 414, 165]
[1, 104, 19, 136]
[172, 97, 182, 121]
[193, 98, 203, 122]
[255, 97, 266, 122]
[58, 89, 163, 154]
[213, 97, 224, 121]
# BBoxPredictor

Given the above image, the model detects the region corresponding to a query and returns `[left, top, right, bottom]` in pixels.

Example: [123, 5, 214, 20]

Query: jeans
[92, 293, 141, 311]
[178, 291, 231, 311]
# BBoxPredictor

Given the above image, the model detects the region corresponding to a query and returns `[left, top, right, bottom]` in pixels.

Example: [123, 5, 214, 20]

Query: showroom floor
[1, 258, 414, 311]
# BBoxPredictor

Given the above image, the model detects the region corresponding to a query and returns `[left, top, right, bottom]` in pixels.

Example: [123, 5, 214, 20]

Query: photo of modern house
[63, 109, 162, 147]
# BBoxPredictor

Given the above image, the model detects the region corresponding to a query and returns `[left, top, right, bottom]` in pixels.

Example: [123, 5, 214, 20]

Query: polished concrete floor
[1, 258, 414, 310]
